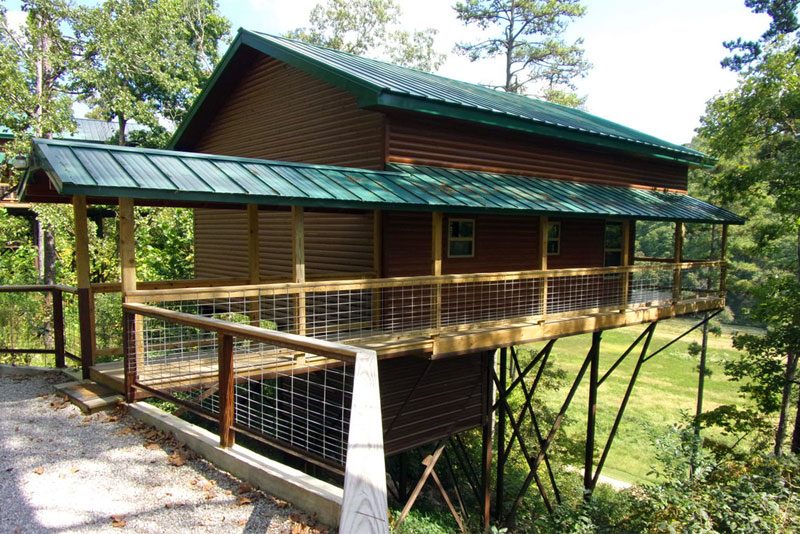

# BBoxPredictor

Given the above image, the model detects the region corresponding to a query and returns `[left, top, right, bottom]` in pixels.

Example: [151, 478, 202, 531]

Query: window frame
[603, 221, 624, 267]
[546, 221, 561, 256]
[447, 217, 475, 258]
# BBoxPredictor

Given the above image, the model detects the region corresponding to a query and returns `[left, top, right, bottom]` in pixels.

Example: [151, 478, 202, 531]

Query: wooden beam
[118, 197, 137, 296]
[217, 332, 235, 448]
[672, 222, 683, 302]
[340, 349, 389, 533]
[247, 204, 260, 285]
[432, 212, 443, 330]
[584, 331, 601, 499]
[292, 206, 306, 336]
[73, 195, 94, 378]
[620, 220, 631, 311]
[372, 210, 382, 328]
[538, 216, 549, 317]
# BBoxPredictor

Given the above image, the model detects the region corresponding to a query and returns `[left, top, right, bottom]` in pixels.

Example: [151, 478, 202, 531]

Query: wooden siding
[386, 115, 689, 191]
[195, 208, 374, 279]
[189, 54, 385, 169]
[380, 352, 487, 456]
[382, 211, 606, 277]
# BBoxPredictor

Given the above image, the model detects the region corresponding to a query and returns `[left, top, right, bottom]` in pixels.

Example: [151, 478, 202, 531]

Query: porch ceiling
[22, 138, 744, 224]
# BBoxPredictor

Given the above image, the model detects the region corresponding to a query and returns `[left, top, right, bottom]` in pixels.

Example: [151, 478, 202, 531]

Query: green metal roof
[25, 139, 742, 224]
[171, 29, 709, 167]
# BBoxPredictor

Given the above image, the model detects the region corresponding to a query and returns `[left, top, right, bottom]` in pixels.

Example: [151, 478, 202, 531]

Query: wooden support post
[247, 204, 260, 326]
[292, 206, 306, 336]
[495, 347, 508, 520]
[584, 331, 601, 500]
[432, 212, 443, 331]
[694, 314, 710, 449]
[340, 349, 389, 533]
[672, 222, 684, 302]
[481, 351, 494, 531]
[217, 332, 235, 447]
[73, 195, 93, 379]
[122, 310, 137, 403]
[719, 224, 729, 296]
[52, 288, 65, 368]
[538, 216, 549, 318]
[372, 209, 382, 328]
[620, 220, 631, 311]
[119, 198, 137, 296]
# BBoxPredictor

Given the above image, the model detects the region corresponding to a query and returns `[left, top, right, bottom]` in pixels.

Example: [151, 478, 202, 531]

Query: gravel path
[0, 372, 329, 533]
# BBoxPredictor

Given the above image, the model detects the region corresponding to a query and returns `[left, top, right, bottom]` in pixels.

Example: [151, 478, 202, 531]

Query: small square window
[448, 218, 474, 258]
[547, 222, 561, 255]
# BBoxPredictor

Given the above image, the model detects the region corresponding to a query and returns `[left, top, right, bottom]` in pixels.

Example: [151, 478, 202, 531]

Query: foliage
[287, 0, 445, 72]
[454, 0, 590, 104]
[72, 0, 229, 144]
[722, 0, 799, 71]
[134, 207, 194, 282]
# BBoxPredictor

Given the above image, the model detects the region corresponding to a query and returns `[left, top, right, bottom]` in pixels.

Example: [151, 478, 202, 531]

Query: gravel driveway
[0, 372, 329, 533]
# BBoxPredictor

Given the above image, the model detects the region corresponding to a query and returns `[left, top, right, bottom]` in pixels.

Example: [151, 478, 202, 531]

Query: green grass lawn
[520, 317, 757, 484]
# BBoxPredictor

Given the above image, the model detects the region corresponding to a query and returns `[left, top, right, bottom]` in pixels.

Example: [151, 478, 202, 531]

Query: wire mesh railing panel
[233, 353, 353, 466]
[441, 278, 541, 326]
[680, 263, 722, 300]
[629, 267, 674, 307]
[62, 291, 81, 360]
[94, 291, 123, 358]
[547, 273, 624, 314]
[134, 312, 221, 416]
[0, 290, 50, 364]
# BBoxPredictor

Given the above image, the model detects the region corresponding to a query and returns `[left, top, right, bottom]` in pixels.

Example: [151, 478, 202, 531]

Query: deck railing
[122, 301, 389, 532]
[125, 261, 723, 348]
[0, 285, 80, 368]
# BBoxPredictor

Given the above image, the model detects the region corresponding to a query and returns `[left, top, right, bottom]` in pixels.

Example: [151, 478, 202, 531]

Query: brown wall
[188, 54, 385, 170]
[386, 114, 689, 191]
[194, 208, 374, 280]
[380, 351, 488, 455]
[382, 211, 608, 277]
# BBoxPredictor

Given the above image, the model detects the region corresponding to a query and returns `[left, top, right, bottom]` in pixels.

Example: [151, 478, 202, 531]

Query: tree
[698, 0, 800, 454]
[72, 0, 229, 145]
[454, 0, 590, 106]
[287, 0, 445, 72]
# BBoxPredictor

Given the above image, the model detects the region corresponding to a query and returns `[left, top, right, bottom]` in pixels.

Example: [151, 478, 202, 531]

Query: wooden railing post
[122, 310, 137, 403]
[372, 209, 382, 328]
[73, 195, 94, 378]
[340, 349, 389, 533]
[52, 288, 65, 368]
[292, 206, 307, 336]
[620, 221, 631, 311]
[538, 216, 549, 319]
[218, 333, 235, 448]
[719, 224, 729, 297]
[432, 212, 443, 331]
[672, 222, 684, 302]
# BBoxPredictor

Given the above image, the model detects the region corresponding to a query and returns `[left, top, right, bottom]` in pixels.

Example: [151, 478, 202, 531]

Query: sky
[5, 0, 770, 145]
[221, 0, 770, 145]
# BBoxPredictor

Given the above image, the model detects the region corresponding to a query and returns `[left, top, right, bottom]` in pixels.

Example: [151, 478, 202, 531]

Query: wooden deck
[93, 295, 723, 395]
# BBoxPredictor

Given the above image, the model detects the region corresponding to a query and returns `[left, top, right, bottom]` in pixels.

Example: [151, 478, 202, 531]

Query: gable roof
[171, 29, 709, 167]
[23, 139, 742, 224]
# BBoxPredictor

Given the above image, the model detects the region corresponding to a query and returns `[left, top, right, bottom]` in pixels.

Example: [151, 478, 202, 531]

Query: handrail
[127, 261, 724, 301]
[123, 302, 363, 362]
[0, 284, 77, 294]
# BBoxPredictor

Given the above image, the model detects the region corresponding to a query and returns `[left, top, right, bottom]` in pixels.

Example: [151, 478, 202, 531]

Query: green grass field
[520, 317, 758, 484]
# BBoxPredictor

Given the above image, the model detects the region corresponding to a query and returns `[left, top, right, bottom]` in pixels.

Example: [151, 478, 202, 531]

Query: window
[547, 222, 561, 255]
[448, 218, 474, 258]
[604, 222, 624, 266]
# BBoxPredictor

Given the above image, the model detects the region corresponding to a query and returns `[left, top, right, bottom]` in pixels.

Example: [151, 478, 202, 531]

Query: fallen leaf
[237, 483, 254, 495]
[144, 442, 160, 450]
[33, 467, 44, 475]
[167, 452, 186, 467]
[273, 497, 290, 509]
[236, 519, 247, 526]
[236, 496, 252, 506]
[110, 515, 127, 528]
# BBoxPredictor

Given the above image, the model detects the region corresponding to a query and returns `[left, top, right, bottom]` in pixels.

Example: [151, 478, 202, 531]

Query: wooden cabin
[16, 29, 743, 531]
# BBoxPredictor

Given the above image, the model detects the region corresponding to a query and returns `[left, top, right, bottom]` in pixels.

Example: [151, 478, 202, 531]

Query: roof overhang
[21, 138, 744, 225]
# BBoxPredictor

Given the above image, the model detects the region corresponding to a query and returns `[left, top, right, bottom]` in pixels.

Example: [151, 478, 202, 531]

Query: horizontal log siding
[191, 55, 385, 169]
[195, 208, 374, 279]
[386, 115, 689, 191]
[380, 352, 485, 455]
[548, 218, 606, 269]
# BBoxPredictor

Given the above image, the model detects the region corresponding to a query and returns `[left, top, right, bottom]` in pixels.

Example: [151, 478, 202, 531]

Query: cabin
[11, 29, 743, 531]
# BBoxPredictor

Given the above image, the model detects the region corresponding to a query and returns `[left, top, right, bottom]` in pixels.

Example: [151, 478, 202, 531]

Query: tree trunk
[791, 385, 800, 454]
[117, 115, 127, 146]
[775, 352, 798, 456]
[41, 225, 56, 350]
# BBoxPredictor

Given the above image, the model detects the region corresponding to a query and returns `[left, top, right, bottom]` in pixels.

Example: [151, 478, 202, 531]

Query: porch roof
[22, 138, 744, 224]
